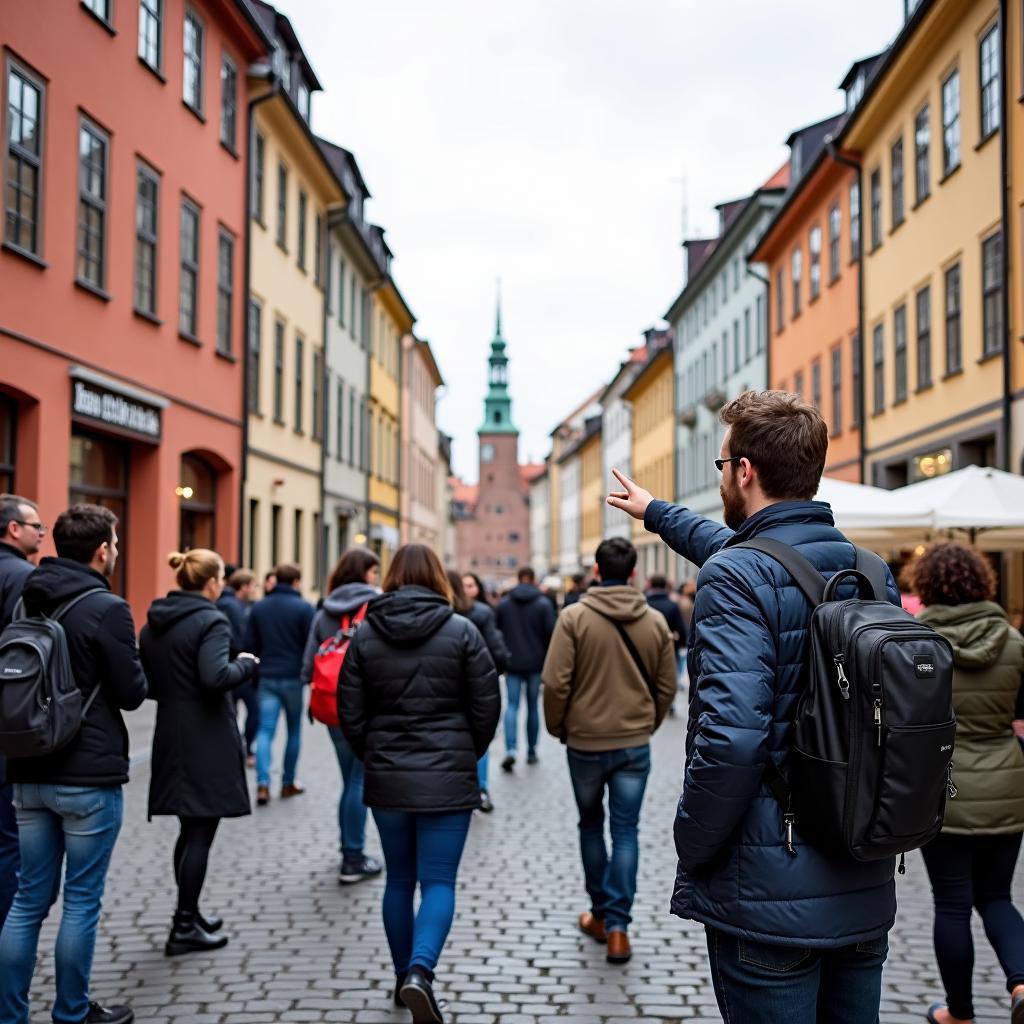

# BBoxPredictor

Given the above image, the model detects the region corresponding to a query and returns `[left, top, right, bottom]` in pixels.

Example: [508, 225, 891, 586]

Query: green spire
[479, 284, 517, 435]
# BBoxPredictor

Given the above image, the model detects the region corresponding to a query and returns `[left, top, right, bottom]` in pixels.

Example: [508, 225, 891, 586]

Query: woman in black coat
[340, 545, 500, 1024]
[141, 549, 258, 958]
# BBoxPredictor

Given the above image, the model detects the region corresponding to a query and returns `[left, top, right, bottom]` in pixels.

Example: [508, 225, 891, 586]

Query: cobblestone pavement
[22, 707, 1024, 1023]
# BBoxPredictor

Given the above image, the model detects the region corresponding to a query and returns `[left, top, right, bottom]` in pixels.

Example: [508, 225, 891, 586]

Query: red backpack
[309, 604, 368, 727]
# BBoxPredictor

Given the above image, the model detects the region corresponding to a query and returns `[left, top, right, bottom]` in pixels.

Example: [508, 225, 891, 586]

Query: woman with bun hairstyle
[141, 550, 259, 957]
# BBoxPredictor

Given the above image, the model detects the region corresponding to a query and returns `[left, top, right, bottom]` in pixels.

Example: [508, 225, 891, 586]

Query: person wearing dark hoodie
[141, 549, 258, 959]
[495, 566, 556, 772]
[339, 544, 500, 1024]
[301, 548, 382, 885]
[907, 543, 1024, 1024]
[460, 572, 509, 812]
[217, 568, 260, 764]
[0, 504, 146, 1024]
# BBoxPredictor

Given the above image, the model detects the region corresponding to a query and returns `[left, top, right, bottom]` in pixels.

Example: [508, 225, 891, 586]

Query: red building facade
[0, 0, 268, 618]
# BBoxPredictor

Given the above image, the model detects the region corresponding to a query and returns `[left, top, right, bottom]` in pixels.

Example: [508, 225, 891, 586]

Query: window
[83, 0, 112, 22]
[915, 105, 930, 204]
[348, 390, 356, 465]
[312, 350, 323, 441]
[890, 137, 904, 228]
[216, 229, 234, 355]
[775, 268, 785, 332]
[916, 285, 932, 390]
[791, 248, 802, 317]
[293, 509, 302, 563]
[794, 370, 804, 399]
[178, 199, 200, 337]
[852, 331, 862, 427]
[756, 294, 765, 353]
[850, 179, 861, 260]
[828, 203, 841, 282]
[179, 454, 216, 551]
[314, 214, 322, 286]
[5, 62, 44, 257]
[133, 165, 159, 316]
[732, 320, 740, 373]
[252, 132, 265, 221]
[982, 230, 1004, 357]
[809, 226, 822, 300]
[811, 358, 822, 410]
[273, 320, 285, 423]
[337, 259, 346, 326]
[335, 380, 344, 462]
[247, 299, 261, 412]
[220, 55, 237, 151]
[979, 25, 1000, 141]
[872, 324, 885, 414]
[294, 336, 304, 432]
[744, 307, 752, 363]
[276, 162, 287, 248]
[248, 499, 258, 569]
[0, 398, 15, 492]
[138, 0, 163, 71]
[942, 70, 960, 175]
[77, 120, 109, 289]
[870, 168, 882, 250]
[830, 346, 842, 435]
[945, 263, 962, 374]
[297, 82, 310, 121]
[894, 305, 908, 403]
[271, 504, 280, 567]
[183, 9, 204, 113]
[297, 189, 307, 270]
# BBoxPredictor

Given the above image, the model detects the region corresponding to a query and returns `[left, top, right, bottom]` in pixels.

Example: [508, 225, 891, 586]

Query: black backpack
[0, 588, 109, 758]
[734, 539, 956, 864]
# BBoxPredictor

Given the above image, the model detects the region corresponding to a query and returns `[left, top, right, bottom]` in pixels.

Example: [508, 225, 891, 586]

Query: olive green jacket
[918, 602, 1024, 835]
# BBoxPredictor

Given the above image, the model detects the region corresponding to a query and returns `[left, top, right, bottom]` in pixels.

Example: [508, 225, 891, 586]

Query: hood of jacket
[509, 583, 542, 604]
[366, 585, 454, 647]
[146, 590, 218, 633]
[918, 601, 1010, 669]
[323, 582, 379, 618]
[20, 556, 110, 614]
[580, 585, 651, 623]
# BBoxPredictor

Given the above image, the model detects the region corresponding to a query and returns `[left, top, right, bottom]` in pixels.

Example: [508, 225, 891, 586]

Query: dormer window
[791, 137, 803, 180]
[846, 72, 865, 112]
[297, 82, 310, 122]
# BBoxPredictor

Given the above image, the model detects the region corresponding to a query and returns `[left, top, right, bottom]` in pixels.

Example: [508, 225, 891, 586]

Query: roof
[622, 345, 673, 401]
[520, 464, 546, 488]
[784, 112, 845, 152]
[761, 161, 791, 191]
[248, 0, 323, 91]
[451, 478, 479, 507]
[839, 50, 889, 91]
[548, 387, 604, 438]
[683, 238, 718, 282]
[415, 339, 444, 389]
[316, 137, 371, 200]
[556, 417, 602, 465]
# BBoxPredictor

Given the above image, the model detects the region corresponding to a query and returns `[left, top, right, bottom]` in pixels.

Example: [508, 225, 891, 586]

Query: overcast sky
[290, 0, 903, 481]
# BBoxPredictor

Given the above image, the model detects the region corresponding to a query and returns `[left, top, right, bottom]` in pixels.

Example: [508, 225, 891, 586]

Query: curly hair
[908, 541, 997, 607]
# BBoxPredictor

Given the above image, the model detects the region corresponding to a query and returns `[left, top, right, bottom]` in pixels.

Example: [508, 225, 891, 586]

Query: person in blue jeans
[245, 564, 315, 806]
[496, 567, 555, 772]
[543, 537, 677, 965]
[339, 544, 499, 1023]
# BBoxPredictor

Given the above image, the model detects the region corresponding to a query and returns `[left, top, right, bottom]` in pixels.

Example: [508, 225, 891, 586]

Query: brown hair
[274, 563, 302, 586]
[517, 566, 536, 583]
[168, 549, 223, 591]
[909, 542, 997, 606]
[328, 548, 380, 592]
[383, 544, 452, 601]
[447, 569, 472, 614]
[53, 504, 117, 563]
[228, 568, 255, 590]
[720, 390, 828, 501]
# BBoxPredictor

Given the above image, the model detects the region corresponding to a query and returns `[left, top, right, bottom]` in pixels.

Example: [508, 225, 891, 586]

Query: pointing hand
[606, 468, 654, 522]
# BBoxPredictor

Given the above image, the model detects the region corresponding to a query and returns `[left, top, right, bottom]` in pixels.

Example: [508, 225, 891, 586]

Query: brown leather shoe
[606, 930, 631, 964]
[578, 911, 607, 944]
[280, 782, 306, 798]
[256, 785, 270, 806]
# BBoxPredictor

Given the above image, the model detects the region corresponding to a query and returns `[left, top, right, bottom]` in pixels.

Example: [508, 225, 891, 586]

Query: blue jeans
[0, 784, 124, 1024]
[372, 809, 472, 977]
[504, 673, 541, 756]
[234, 681, 260, 755]
[706, 927, 888, 1024]
[256, 677, 304, 787]
[566, 744, 650, 931]
[0, 782, 18, 930]
[477, 752, 489, 791]
[327, 725, 367, 859]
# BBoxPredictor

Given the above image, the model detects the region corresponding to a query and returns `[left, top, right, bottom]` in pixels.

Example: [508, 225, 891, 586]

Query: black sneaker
[84, 1002, 134, 1024]
[527, 751, 538, 765]
[501, 755, 515, 773]
[339, 854, 383, 884]
[399, 968, 445, 1023]
[478, 790, 494, 813]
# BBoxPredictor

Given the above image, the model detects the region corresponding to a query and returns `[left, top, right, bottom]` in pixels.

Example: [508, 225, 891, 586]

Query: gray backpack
[0, 588, 108, 757]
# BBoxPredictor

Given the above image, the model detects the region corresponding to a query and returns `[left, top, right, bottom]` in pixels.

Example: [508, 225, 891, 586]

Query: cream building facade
[401, 337, 445, 550]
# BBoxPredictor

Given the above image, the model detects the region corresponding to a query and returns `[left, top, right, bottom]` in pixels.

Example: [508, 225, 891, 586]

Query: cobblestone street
[22, 708, 1024, 1024]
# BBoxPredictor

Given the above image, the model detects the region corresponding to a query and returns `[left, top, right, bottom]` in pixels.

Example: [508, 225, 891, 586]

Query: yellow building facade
[623, 347, 674, 583]
[1007, 0, 1024, 468]
[842, 0, 1005, 488]
[578, 427, 603, 569]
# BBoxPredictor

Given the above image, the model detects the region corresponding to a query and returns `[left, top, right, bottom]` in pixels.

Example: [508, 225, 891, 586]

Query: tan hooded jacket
[542, 585, 678, 752]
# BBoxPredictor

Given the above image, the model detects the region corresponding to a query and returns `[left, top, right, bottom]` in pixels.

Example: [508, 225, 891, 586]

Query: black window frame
[133, 162, 160, 317]
[830, 344, 842, 436]
[979, 23, 1000, 142]
[791, 247, 802, 317]
[890, 136, 904, 229]
[5, 58, 46, 259]
[337, 257, 346, 327]
[809, 224, 822, 301]
[942, 69, 961, 176]
[276, 161, 287, 250]
[775, 267, 785, 333]
[297, 188, 307, 271]
[893, 304, 908, 404]
[851, 330, 862, 427]
[914, 104, 930, 204]
[336, 378, 344, 463]
[869, 167, 882, 250]
[273, 320, 285, 423]
[872, 323, 885, 414]
[828, 202, 841, 282]
[811, 357, 822, 411]
[76, 117, 109, 291]
[138, 0, 164, 73]
[82, 0, 113, 27]
[743, 306, 752, 363]
[247, 297, 261, 413]
[219, 53, 237, 152]
[251, 131, 265, 222]
[182, 7, 205, 115]
[216, 227, 234, 356]
[916, 284, 932, 390]
[982, 229, 1004, 357]
[313, 212, 322, 286]
[944, 262, 962, 375]
[178, 196, 200, 339]
[849, 179, 861, 260]
[294, 335, 304, 433]
[311, 348, 323, 441]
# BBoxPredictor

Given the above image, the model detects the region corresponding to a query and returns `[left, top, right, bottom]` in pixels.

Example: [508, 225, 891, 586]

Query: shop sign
[72, 379, 162, 441]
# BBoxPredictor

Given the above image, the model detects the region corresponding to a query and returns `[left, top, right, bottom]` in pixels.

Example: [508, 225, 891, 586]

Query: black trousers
[921, 831, 1024, 1020]
[173, 817, 220, 916]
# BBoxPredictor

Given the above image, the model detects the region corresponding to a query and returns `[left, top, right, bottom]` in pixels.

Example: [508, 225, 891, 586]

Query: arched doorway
[178, 454, 217, 551]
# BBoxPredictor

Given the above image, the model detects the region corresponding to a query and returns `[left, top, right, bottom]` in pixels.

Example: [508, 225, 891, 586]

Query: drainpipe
[746, 266, 770, 387]
[241, 79, 281, 567]
[999, 0, 1013, 473]
[318, 224, 329, 592]
[828, 143, 865, 482]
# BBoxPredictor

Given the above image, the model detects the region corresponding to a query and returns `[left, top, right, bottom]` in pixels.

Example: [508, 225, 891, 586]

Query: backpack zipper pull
[898, 852, 906, 875]
[873, 699, 882, 747]
[946, 762, 958, 799]
[834, 655, 851, 700]
[783, 813, 796, 856]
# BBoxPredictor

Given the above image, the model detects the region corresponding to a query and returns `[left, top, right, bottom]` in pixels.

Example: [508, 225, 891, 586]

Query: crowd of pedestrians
[0, 392, 1022, 1023]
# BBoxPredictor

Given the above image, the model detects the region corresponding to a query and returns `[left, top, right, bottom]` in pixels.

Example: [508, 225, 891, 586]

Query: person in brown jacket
[542, 536, 676, 966]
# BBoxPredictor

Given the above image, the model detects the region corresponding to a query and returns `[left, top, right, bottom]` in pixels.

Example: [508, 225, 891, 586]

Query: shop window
[0, 398, 15, 492]
[178, 454, 216, 551]
[70, 431, 127, 596]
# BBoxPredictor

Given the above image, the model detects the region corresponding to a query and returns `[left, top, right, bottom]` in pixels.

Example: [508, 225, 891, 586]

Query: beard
[720, 478, 748, 531]
[103, 552, 117, 578]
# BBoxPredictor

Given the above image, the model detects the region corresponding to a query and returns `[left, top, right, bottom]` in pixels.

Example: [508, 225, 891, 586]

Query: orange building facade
[0, 0, 268, 618]
[754, 154, 863, 482]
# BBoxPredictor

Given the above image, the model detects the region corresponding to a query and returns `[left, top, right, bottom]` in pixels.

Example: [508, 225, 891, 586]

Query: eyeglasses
[714, 456, 745, 472]
[12, 520, 47, 535]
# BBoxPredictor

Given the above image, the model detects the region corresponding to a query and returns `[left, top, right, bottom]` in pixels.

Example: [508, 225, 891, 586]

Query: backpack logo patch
[914, 655, 935, 677]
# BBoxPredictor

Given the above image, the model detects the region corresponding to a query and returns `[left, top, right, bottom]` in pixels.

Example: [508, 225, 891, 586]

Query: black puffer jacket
[496, 583, 556, 675]
[141, 591, 255, 819]
[338, 586, 500, 812]
[7, 558, 147, 787]
[467, 600, 509, 675]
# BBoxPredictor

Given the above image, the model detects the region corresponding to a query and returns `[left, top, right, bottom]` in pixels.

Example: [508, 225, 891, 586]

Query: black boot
[164, 910, 228, 957]
[198, 911, 222, 933]
[399, 967, 444, 1024]
[83, 1002, 134, 1024]
[393, 972, 406, 1008]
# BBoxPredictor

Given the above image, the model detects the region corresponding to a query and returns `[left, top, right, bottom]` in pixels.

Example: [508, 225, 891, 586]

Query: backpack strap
[586, 605, 660, 712]
[854, 548, 889, 602]
[732, 538, 826, 608]
[50, 587, 111, 717]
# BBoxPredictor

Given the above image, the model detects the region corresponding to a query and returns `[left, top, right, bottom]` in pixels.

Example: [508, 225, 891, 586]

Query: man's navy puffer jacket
[645, 498, 900, 948]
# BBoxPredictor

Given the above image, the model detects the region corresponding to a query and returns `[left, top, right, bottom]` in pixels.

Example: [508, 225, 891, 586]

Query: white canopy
[813, 475, 931, 534]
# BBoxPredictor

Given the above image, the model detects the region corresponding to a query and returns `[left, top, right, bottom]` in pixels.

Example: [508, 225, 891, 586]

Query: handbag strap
[586, 605, 659, 711]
